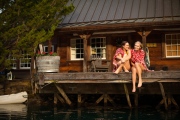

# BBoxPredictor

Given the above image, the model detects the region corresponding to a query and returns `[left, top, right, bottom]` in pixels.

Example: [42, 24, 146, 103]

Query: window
[91, 37, 106, 59]
[165, 34, 180, 58]
[43, 45, 54, 53]
[11, 57, 17, 69]
[70, 39, 84, 60]
[20, 51, 31, 69]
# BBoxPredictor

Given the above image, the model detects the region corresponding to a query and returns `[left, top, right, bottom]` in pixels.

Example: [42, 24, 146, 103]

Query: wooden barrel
[36, 56, 60, 72]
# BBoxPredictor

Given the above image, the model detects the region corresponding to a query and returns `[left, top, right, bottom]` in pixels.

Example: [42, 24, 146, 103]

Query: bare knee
[132, 67, 136, 73]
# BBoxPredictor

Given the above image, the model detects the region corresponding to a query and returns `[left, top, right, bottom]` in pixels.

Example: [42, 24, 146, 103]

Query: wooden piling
[134, 93, 138, 107]
[104, 94, 108, 107]
[78, 94, 82, 107]
[54, 94, 57, 105]
[159, 82, 168, 110]
[124, 84, 132, 108]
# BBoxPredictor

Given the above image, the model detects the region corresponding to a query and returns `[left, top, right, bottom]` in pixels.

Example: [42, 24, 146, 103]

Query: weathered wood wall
[56, 31, 180, 72]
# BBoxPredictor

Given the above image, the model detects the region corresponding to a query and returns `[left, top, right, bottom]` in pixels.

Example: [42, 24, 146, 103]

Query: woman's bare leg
[114, 64, 123, 74]
[134, 63, 143, 87]
[132, 66, 137, 92]
[123, 60, 130, 72]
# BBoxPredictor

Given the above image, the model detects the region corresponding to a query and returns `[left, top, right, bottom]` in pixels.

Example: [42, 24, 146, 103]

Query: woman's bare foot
[124, 70, 129, 72]
[138, 81, 142, 87]
[132, 87, 136, 92]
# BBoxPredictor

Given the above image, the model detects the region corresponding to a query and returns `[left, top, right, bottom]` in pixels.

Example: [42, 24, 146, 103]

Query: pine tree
[0, 0, 74, 71]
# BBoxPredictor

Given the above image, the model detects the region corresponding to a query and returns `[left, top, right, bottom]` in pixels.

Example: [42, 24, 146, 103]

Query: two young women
[113, 41, 149, 92]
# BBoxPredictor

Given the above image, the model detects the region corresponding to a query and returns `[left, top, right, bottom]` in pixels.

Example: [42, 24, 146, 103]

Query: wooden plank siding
[56, 31, 180, 72]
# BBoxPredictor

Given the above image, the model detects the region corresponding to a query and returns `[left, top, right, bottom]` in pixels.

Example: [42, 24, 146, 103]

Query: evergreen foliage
[0, 0, 74, 70]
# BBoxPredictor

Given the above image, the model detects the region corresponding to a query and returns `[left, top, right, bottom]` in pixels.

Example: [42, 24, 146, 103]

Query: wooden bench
[88, 58, 111, 72]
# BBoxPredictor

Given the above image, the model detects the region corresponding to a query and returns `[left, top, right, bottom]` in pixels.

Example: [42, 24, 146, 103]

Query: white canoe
[0, 91, 28, 104]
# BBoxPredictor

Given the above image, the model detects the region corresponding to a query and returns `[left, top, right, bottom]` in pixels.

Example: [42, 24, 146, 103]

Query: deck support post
[156, 93, 179, 109]
[104, 94, 108, 107]
[159, 82, 168, 110]
[54, 94, 57, 105]
[134, 93, 138, 107]
[78, 94, 82, 107]
[124, 84, 132, 108]
[55, 84, 72, 106]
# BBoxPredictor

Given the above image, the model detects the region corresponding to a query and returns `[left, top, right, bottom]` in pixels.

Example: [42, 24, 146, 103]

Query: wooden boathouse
[14, 0, 180, 109]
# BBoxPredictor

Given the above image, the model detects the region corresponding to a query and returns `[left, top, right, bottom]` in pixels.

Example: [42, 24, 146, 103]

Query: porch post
[80, 34, 91, 72]
[137, 31, 151, 51]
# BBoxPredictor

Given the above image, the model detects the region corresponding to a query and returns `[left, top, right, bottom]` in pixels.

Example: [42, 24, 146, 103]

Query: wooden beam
[55, 84, 72, 106]
[159, 82, 168, 110]
[107, 94, 116, 106]
[137, 31, 151, 51]
[55, 93, 65, 104]
[95, 94, 104, 105]
[171, 97, 179, 109]
[124, 84, 132, 108]
[80, 34, 91, 72]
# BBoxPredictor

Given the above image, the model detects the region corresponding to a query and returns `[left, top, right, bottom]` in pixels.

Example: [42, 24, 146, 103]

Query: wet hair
[121, 41, 129, 48]
[135, 41, 143, 49]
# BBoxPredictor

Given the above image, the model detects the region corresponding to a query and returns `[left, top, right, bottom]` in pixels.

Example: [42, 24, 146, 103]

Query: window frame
[70, 38, 84, 60]
[19, 52, 31, 69]
[43, 45, 54, 53]
[165, 33, 180, 58]
[90, 37, 106, 59]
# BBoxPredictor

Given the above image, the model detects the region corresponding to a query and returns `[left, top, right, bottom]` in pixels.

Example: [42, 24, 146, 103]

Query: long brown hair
[120, 41, 129, 48]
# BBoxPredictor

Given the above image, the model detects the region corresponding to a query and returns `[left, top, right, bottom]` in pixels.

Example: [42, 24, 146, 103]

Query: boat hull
[0, 91, 28, 104]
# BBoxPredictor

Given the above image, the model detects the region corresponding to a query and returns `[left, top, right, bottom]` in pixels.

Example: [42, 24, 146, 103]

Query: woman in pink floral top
[131, 41, 149, 92]
[113, 41, 131, 74]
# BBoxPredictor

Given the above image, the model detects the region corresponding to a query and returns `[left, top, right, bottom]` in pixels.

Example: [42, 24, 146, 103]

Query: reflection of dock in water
[0, 104, 27, 119]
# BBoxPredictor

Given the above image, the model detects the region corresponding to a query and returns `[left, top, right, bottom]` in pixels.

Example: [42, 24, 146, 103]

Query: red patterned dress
[113, 48, 126, 72]
[131, 49, 148, 70]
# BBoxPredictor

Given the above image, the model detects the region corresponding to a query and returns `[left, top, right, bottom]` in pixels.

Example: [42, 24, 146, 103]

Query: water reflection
[0, 104, 27, 120]
[0, 104, 179, 120]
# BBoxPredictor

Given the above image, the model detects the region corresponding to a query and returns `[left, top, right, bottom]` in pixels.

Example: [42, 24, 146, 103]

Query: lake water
[0, 104, 179, 120]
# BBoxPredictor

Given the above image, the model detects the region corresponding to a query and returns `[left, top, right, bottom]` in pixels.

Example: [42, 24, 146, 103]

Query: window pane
[172, 51, 177, 56]
[166, 35, 171, 39]
[167, 51, 172, 56]
[172, 45, 177, 50]
[178, 45, 180, 51]
[172, 35, 177, 39]
[166, 40, 171, 44]
[178, 34, 180, 39]
[166, 46, 171, 50]
[172, 40, 177, 44]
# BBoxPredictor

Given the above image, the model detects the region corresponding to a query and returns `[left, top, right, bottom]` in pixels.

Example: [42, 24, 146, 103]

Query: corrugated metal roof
[59, 0, 180, 28]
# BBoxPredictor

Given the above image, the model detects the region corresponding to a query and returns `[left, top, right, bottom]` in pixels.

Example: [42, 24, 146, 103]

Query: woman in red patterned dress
[131, 41, 149, 92]
[113, 41, 131, 74]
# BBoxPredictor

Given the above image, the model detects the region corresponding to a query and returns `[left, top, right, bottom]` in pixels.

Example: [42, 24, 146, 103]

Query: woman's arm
[121, 49, 131, 62]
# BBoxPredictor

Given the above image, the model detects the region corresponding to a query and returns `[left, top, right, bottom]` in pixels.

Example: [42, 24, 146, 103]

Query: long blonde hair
[135, 41, 143, 49]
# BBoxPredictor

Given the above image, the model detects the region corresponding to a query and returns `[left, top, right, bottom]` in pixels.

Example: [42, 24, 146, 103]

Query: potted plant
[36, 51, 60, 73]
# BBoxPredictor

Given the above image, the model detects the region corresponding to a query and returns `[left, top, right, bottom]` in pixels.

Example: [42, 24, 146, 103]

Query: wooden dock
[34, 71, 180, 109]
